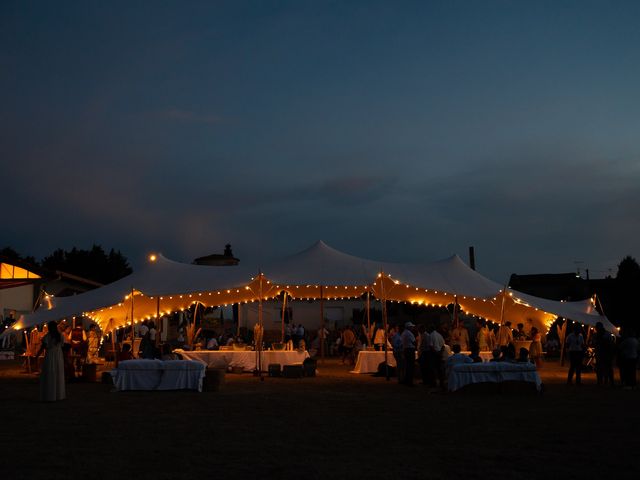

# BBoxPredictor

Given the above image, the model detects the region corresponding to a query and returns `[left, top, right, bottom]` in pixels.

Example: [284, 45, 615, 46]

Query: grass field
[1, 358, 638, 480]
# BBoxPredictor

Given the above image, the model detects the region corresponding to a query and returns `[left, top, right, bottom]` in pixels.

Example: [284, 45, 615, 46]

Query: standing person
[70, 323, 88, 376]
[476, 319, 489, 352]
[418, 324, 433, 385]
[488, 322, 498, 351]
[566, 323, 585, 385]
[593, 322, 614, 386]
[528, 327, 543, 369]
[317, 325, 329, 356]
[391, 325, 405, 383]
[285, 323, 292, 343]
[87, 324, 100, 363]
[451, 321, 470, 351]
[618, 329, 638, 389]
[496, 321, 513, 348]
[60, 323, 75, 380]
[340, 326, 356, 365]
[139, 323, 154, 359]
[36, 321, 65, 402]
[401, 322, 417, 386]
[148, 321, 158, 355]
[430, 323, 446, 391]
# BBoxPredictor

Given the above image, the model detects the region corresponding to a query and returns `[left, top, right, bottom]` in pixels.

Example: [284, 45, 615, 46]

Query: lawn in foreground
[1, 359, 638, 480]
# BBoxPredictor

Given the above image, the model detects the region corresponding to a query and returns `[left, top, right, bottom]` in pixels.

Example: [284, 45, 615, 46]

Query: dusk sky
[2, 1, 639, 283]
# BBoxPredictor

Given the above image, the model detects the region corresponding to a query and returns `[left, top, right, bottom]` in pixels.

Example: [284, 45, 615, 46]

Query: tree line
[0, 245, 132, 285]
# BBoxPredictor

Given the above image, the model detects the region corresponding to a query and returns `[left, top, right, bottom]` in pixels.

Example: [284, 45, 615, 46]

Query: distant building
[508, 271, 620, 324]
[193, 244, 239, 266]
[508, 272, 590, 301]
[0, 254, 102, 323]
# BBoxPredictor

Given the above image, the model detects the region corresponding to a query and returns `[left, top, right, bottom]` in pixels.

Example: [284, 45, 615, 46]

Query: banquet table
[351, 350, 493, 374]
[175, 349, 310, 372]
[448, 362, 542, 392]
[351, 350, 397, 374]
[110, 359, 206, 392]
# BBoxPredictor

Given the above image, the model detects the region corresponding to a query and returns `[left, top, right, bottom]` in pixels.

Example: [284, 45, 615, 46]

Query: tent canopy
[12, 255, 263, 333]
[9, 241, 615, 335]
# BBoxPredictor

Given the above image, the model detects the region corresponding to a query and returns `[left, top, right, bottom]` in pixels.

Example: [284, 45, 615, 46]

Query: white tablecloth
[111, 359, 206, 392]
[351, 350, 397, 374]
[448, 362, 542, 392]
[175, 350, 309, 372]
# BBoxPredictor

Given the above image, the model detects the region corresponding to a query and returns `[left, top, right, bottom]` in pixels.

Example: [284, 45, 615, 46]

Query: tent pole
[191, 302, 198, 349]
[130, 288, 135, 357]
[32, 287, 45, 313]
[499, 285, 508, 325]
[453, 295, 458, 328]
[236, 304, 240, 337]
[112, 328, 117, 368]
[595, 294, 607, 318]
[320, 286, 325, 365]
[257, 273, 264, 380]
[280, 292, 287, 343]
[381, 273, 390, 381]
[156, 296, 161, 349]
[366, 290, 371, 347]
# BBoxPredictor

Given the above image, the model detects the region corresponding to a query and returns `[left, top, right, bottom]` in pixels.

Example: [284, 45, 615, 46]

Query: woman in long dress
[36, 321, 65, 402]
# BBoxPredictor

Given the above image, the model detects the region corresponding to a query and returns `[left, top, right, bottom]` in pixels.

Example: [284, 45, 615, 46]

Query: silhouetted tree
[610, 255, 640, 331]
[0, 247, 37, 265]
[41, 245, 132, 284]
[617, 256, 640, 283]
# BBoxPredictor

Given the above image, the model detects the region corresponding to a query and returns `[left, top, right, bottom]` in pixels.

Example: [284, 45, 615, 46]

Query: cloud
[400, 149, 640, 277]
[318, 175, 397, 205]
[155, 109, 224, 125]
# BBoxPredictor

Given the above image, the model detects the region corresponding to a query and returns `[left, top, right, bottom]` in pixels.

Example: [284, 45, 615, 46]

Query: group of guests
[284, 323, 307, 348]
[26, 321, 102, 379]
[383, 320, 549, 388]
[565, 321, 638, 388]
[388, 322, 452, 388]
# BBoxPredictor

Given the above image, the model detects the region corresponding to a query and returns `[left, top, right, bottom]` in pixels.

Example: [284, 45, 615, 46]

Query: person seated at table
[118, 343, 134, 362]
[499, 344, 516, 362]
[206, 334, 219, 350]
[490, 349, 502, 362]
[160, 343, 178, 361]
[516, 347, 530, 363]
[447, 344, 473, 370]
[468, 346, 483, 363]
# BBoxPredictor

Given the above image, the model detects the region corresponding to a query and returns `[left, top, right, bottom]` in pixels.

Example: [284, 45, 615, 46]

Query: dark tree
[41, 245, 132, 284]
[617, 256, 640, 283]
[608, 255, 640, 331]
[0, 247, 37, 265]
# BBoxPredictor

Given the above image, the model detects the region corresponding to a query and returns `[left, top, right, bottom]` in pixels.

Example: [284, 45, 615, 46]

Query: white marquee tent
[6, 241, 616, 336]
